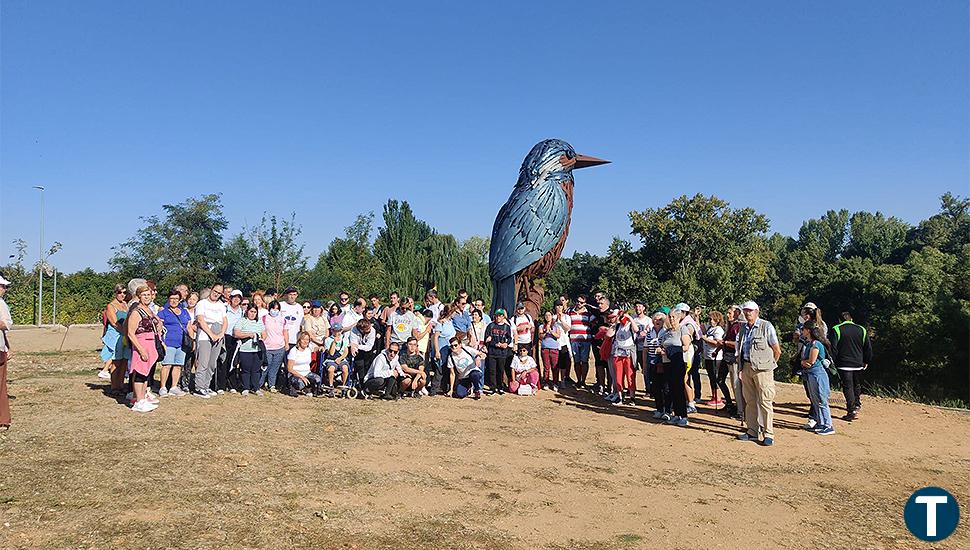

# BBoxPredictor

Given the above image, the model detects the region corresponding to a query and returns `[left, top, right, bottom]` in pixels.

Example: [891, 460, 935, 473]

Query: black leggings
[705, 359, 732, 403]
[650, 363, 670, 413]
[664, 356, 688, 417]
[715, 360, 734, 405]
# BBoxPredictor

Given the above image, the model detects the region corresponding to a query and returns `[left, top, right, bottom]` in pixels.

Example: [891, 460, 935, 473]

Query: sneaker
[497, 389, 505, 395]
[158, 387, 169, 398]
[737, 433, 759, 442]
[686, 402, 698, 413]
[255, 390, 265, 396]
[131, 400, 157, 413]
[675, 416, 689, 427]
[665, 415, 682, 425]
[473, 391, 482, 400]
[216, 389, 225, 395]
[269, 387, 278, 393]
[168, 387, 186, 397]
[97, 369, 111, 380]
[652, 410, 664, 419]
[145, 393, 160, 405]
[206, 389, 219, 397]
[419, 387, 429, 396]
[229, 389, 238, 394]
[661, 414, 672, 422]
[241, 390, 250, 396]
[193, 391, 211, 399]
[803, 419, 818, 430]
[759, 437, 774, 446]
[842, 412, 857, 422]
[707, 398, 724, 407]
[816, 426, 836, 436]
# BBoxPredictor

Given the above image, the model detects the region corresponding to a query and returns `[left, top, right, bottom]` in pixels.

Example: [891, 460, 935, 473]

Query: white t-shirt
[556, 313, 571, 347]
[449, 345, 481, 379]
[511, 355, 537, 373]
[703, 326, 725, 361]
[279, 301, 304, 345]
[342, 309, 363, 343]
[426, 301, 443, 323]
[287, 346, 313, 377]
[195, 298, 227, 342]
[514, 314, 534, 344]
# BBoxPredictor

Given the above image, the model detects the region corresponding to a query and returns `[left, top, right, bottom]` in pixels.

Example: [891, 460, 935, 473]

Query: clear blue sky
[2, 1, 967, 272]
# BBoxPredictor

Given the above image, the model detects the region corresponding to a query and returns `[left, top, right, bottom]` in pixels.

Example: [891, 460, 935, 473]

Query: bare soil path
[1, 351, 968, 549]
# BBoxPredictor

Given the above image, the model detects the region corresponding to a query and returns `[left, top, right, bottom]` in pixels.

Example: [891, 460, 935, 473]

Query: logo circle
[904, 487, 960, 542]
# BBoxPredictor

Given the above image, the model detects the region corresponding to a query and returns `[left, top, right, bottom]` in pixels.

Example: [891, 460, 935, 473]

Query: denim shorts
[162, 345, 186, 366]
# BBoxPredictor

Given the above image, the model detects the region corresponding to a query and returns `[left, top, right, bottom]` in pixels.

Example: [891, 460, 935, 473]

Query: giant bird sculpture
[489, 139, 609, 319]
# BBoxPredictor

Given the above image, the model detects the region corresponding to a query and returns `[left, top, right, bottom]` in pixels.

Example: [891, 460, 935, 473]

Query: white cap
[674, 302, 691, 312]
[230, 289, 244, 297]
[741, 301, 759, 311]
[0, 274, 11, 286]
[802, 302, 817, 310]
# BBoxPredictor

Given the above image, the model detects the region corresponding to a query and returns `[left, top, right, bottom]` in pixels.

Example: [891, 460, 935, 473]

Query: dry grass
[1, 351, 969, 549]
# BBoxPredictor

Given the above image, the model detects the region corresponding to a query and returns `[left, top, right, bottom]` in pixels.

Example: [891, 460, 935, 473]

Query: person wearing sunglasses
[446, 337, 486, 400]
[99, 284, 132, 395]
[363, 342, 404, 400]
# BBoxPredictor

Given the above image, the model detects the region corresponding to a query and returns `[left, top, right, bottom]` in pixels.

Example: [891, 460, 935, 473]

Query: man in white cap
[0, 273, 12, 430]
[735, 301, 781, 446]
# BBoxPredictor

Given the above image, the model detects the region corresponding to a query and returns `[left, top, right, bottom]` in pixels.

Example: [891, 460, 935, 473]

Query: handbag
[170, 306, 194, 352]
[141, 307, 165, 359]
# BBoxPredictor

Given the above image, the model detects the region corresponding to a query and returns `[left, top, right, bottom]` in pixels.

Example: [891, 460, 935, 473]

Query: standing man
[279, 287, 304, 348]
[831, 310, 872, 421]
[568, 296, 592, 390]
[424, 290, 443, 323]
[0, 274, 14, 430]
[194, 282, 228, 398]
[736, 301, 782, 446]
[341, 298, 366, 344]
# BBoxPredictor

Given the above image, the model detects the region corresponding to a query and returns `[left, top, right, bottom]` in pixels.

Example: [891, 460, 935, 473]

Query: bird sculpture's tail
[491, 275, 516, 318]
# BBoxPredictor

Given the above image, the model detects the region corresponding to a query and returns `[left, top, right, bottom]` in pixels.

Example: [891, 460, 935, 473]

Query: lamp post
[33, 185, 45, 325]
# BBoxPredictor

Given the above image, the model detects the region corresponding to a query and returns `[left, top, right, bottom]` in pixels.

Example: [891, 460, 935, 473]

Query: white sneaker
[98, 369, 111, 380]
[206, 389, 219, 397]
[803, 419, 818, 430]
[132, 399, 157, 413]
[269, 387, 278, 393]
[158, 387, 169, 398]
[145, 393, 160, 405]
[216, 389, 225, 395]
[419, 387, 429, 396]
[255, 390, 265, 396]
[169, 387, 186, 397]
[193, 391, 211, 399]
[241, 390, 250, 396]
[229, 389, 237, 394]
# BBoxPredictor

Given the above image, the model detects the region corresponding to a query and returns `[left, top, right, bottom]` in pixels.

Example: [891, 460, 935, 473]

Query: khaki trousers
[741, 363, 775, 439]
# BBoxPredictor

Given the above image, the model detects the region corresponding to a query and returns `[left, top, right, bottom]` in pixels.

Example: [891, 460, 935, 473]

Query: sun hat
[741, 301, 760, 311]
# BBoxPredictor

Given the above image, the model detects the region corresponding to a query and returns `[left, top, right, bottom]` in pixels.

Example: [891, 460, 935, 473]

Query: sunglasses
[303, 305, 311, 309]
[450, 343, 461, 348]
[388, 349, 399, 355]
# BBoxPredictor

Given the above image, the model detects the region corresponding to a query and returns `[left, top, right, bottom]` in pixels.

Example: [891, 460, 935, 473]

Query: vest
[742, 319, 777, 371]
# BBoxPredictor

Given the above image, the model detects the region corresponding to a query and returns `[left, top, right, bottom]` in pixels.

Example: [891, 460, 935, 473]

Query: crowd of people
[83, 279, 870, 446]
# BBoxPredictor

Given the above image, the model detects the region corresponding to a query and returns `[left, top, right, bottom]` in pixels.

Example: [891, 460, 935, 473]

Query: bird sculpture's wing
[489, 182, 569, 281]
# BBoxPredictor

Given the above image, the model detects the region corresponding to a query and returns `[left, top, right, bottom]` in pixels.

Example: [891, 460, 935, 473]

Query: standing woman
[157, 289, 191, 397]
[0, 274, 13, 430]
[252, 291, 269, 320]
[609, 309, 639, 405]
[800, 321, 835, 435]
[126, 285, 161, 412]
[658, 308, 691, 426]
[633, 302, 651, 389]
[553, 300, 572, 387]
[467, 309, 488, 351]
[700, 311, 726, 406]
[432, 305, 457, 396]
[234, 304, 267, 395]
[100, 284, 131, 395]
[260, 300, 288, 393]
[538, 311, 561, 390]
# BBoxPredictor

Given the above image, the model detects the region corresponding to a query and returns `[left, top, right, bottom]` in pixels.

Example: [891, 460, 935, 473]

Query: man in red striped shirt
[568, 295, 592, 389]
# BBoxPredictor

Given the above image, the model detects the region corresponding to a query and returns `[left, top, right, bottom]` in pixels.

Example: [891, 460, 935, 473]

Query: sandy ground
[1, 351, 968, 549]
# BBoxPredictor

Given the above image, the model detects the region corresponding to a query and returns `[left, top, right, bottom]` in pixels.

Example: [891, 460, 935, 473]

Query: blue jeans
[805, 366, 832, 428]
[570, 341, 590, 379]
[290, 372, 322, 391]
[260, 348, 286, 388]
[454, 370, 484, 398]
[431, 345, 451, 395]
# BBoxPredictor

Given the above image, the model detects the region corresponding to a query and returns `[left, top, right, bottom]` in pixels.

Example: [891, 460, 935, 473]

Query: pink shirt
[262, 314, 288, 351]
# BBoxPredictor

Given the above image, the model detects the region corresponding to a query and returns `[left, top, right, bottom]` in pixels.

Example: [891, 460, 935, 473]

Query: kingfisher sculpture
[489, 139, 609, 319]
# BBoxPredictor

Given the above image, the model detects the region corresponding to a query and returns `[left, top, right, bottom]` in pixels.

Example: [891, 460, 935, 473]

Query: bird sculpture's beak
[573, 154, 610, 169]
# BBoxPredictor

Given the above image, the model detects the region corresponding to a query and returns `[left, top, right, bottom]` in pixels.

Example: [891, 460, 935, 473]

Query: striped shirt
[568, 309, 591, 342]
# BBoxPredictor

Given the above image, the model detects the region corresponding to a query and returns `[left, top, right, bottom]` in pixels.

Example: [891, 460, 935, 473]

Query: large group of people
[88, 279, 867, 446]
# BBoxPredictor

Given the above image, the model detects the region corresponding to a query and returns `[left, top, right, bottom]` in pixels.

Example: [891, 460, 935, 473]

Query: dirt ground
[1, 351, 968, 549]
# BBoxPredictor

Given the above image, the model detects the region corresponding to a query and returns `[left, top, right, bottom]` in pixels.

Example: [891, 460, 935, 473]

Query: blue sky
[2, 1, 967, 272]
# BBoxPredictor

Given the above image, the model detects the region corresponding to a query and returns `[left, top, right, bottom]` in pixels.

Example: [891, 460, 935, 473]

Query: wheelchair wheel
[345, 386, 359, 399]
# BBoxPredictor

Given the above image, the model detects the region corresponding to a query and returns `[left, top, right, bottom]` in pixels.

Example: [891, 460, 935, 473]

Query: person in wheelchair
[320, 322, 351, 392]
[398, 336, 428, 397]
[287, 331, 322, 396]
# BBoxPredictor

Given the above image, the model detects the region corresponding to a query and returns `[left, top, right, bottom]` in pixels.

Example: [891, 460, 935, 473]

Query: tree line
[1, 192, 966, 406]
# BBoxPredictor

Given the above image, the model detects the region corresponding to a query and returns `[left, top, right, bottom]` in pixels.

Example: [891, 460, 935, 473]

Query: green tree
[845, 211, 910, 263]
[306, 213, 387, 300]
[249, 213, 307, 292]
[374, 200, 432, 298]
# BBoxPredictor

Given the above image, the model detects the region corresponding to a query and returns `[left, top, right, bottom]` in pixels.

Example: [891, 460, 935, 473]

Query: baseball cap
[230, 289, 243, 298]
[310, 300, 322, 308]
[802, 302, 817, 310]
[283, 286, 298, 294]
[0, 273, 11, 286]
[516, 302, 525, 309]
[674, 302, 691, 312]
[658, 306, 671, 315]
[495, 308, 507, 316]
[741, 301, 760, 311]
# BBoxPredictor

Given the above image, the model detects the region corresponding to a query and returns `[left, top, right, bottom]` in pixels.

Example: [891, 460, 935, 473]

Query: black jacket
[830, 321, 872, 368]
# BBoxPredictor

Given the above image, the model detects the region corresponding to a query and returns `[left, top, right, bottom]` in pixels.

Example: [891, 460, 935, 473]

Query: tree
[249, 213, 307, 292]
[306, 213, 387, 299]
[844, 212, 910, 263]
[110, 194, 228, 291]
[374, 200, 432, 298]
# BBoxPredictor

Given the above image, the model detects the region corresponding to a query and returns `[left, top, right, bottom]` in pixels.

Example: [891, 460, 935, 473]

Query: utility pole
[33, 185, 45, 325]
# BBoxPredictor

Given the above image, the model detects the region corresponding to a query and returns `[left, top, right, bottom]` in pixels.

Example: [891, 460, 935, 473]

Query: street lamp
[33, 185, 45, 325]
